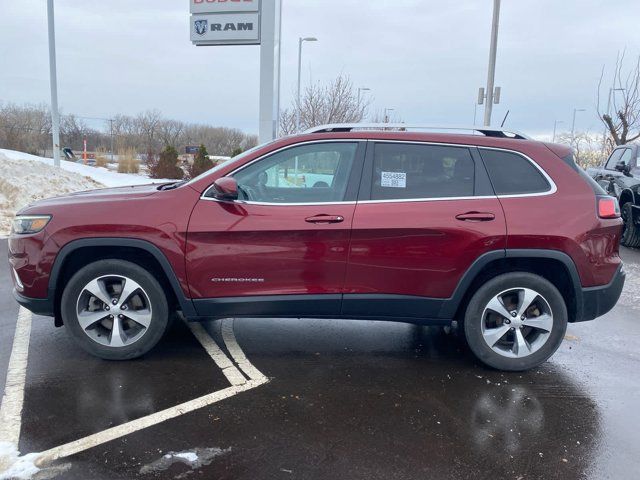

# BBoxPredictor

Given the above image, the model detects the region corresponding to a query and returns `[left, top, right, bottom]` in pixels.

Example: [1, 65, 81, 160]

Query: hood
[17, 183, 164, 212]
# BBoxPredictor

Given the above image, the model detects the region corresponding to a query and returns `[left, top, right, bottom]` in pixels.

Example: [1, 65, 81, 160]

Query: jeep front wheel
[61, 260, 169, 360]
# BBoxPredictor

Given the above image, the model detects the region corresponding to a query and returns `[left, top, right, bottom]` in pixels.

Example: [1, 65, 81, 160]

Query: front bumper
[578, 264, 625, 322]
[13, 289, 54, 317]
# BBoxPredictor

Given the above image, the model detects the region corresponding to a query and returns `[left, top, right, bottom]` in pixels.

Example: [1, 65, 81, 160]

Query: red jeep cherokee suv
[8, 125, 625, 371]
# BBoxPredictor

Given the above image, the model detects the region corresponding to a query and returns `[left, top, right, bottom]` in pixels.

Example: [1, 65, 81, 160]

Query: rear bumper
[578, 264, 625, 322]
[13, 289, 54, 317]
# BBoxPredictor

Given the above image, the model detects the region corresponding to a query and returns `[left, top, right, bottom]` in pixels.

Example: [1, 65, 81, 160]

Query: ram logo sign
[194, 19, 208, 36]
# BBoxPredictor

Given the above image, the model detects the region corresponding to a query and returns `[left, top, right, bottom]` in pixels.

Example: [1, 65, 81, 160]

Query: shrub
[117, 148, 140, 174]
[188, 144, 214, 179]
[95, 147, 110, 168]
[149, 146, 184, 179]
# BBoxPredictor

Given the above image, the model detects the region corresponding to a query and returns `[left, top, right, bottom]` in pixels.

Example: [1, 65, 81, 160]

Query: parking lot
[1, 238, 639, 480]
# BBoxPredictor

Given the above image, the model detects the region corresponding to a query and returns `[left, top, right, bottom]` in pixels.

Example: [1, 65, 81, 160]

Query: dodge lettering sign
[190, 0, 260, 14]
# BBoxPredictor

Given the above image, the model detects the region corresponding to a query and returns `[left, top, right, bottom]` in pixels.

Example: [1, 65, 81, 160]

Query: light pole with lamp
[384, 108, 394, 123]
[571, 108, 585, 141]
[357, 87, 370, 104]
[296, 36, 318, 132]
[552, 120, 563, 143]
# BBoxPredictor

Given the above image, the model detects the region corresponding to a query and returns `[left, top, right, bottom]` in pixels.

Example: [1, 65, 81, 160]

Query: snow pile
[0, 154, 105, 236]
[0, 442, 40, 480]
[0, 149, 162, 188]
[0, 148, 175, 237]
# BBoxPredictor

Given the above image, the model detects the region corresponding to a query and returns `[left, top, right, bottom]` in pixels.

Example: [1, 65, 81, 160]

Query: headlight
[11, 215, 52, 234]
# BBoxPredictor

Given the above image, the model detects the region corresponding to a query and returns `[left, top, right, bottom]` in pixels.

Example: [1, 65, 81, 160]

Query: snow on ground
[0, 149, 168, 236]
[0, 149, 165, 188]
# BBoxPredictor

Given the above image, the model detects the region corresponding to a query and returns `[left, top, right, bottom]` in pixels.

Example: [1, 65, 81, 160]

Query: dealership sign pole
[190, 0, 281, 144]
[47, 0, 61, 167]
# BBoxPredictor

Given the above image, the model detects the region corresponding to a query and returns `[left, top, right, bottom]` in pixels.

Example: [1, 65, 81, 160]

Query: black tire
[463, 272, 568, 371]
[621, 202, 640, 248]
[61, 260, 169, 360]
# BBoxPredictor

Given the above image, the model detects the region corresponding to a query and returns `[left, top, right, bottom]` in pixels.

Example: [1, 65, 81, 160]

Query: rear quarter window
[479, 149, 551, 195]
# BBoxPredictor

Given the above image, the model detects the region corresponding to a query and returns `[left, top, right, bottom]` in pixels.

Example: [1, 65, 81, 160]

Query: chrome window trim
[199, 139, 557, 206]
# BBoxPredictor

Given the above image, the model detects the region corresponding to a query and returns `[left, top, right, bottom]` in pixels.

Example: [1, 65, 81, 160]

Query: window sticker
[381, 171, 407, 188]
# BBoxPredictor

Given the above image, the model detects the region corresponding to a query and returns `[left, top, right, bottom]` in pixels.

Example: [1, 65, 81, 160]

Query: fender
[438, 248, 584, 321]
[619, 187, 636, 206]
[48, 238, 197, 318]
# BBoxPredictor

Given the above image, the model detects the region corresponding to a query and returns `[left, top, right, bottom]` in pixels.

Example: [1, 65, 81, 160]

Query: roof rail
[303, 123, 531, 140]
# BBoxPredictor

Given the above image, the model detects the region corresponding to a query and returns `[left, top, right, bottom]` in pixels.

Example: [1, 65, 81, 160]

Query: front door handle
[305, 214, 344, 224]
[455, 212, 496, 222]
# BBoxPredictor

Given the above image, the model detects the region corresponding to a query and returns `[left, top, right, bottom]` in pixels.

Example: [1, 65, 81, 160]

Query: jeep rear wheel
[463, 272, 568, 371]
[61, 260, 169, 360]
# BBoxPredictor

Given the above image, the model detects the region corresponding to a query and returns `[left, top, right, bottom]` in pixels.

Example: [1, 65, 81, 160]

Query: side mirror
[211, 177, 238, 201]
[615, 161, 631, 175]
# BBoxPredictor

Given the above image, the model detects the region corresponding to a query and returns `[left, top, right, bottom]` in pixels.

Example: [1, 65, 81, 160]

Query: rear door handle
[455, 212, 496, 222]
[305, 214, 345, 224]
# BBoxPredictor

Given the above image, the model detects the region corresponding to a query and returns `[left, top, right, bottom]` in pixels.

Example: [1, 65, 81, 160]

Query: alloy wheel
[480, 287, 554, 358]
[76, 275, 152, 347]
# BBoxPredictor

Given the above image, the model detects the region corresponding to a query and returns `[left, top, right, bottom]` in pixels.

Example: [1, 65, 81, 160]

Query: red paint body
[8, 132, 623, 322]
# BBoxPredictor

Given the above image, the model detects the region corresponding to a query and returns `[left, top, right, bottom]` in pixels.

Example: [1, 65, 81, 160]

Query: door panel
[343, 141, 507, 318]
[187, 201, 356, 299]
[343, 198, 506, 300]
[185, 141, 365, 316]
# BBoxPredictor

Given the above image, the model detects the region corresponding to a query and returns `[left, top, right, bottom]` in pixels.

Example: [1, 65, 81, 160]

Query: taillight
[597, 196, 621, 219]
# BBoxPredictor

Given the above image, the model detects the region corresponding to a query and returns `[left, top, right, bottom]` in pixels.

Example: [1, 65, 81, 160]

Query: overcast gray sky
[1, 0, 639, 138]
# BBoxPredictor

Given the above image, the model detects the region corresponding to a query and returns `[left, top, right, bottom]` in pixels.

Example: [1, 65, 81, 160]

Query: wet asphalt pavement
[1, 238, 639, 479]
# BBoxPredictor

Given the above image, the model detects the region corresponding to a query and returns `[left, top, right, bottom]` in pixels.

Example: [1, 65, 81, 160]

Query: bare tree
[0, 104, 257, 158]
[557, 131, 603, 169]
[279, 75, 371, 135]
[597, 51, 640, 148]
[136, 109, 163, 152]
[157, 119, 184, 148]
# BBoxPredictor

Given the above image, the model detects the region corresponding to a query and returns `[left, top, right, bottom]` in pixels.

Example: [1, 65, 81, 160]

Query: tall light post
[483, 0, 501, 126]
[47, 0, 61, 167]
[357, 87, 370, 104]
[571, 108, 585, 140]
[296, 36, 317, 132]
[552, 120, 563, 143]
[384, 108, 395, 123]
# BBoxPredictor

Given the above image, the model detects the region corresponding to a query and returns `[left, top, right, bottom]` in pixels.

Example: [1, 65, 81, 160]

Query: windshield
[184, 142, 273, 187]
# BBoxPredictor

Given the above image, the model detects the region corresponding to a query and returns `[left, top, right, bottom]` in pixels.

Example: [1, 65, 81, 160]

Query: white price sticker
[381, 171, 407, 188]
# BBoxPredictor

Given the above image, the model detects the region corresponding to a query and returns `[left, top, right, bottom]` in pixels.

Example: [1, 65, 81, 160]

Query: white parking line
[0, 316, 268, 475]
[186, 321, 247, 386]
[35, 378, 267, 465]
[0, 307, 33, 448]
[222, 319, 269, 383]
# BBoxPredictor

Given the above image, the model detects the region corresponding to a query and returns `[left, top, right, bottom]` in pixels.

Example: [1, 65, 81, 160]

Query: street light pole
[483, 0, 501, 127]
[357, 87, 370, 104]
[552, 120, 563, 143]
[47, 0, 61, 167]
[296, 36, 317, 132]
[384, 108, 394, 123]
[571, 108, 585, 140]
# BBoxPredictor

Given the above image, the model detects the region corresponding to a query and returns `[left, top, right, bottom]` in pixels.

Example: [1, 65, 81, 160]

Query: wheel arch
[49, 238, 195, 326]
[619, 188, 635, 208]
[444, 249, 583, 323]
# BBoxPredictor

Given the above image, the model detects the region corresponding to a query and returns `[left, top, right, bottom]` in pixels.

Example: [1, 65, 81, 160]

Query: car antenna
[500, 110, 510, 127]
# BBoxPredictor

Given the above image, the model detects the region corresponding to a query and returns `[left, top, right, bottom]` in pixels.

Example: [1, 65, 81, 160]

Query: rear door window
[479, 149, 551, 195]
[369, 143, 475, 200]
